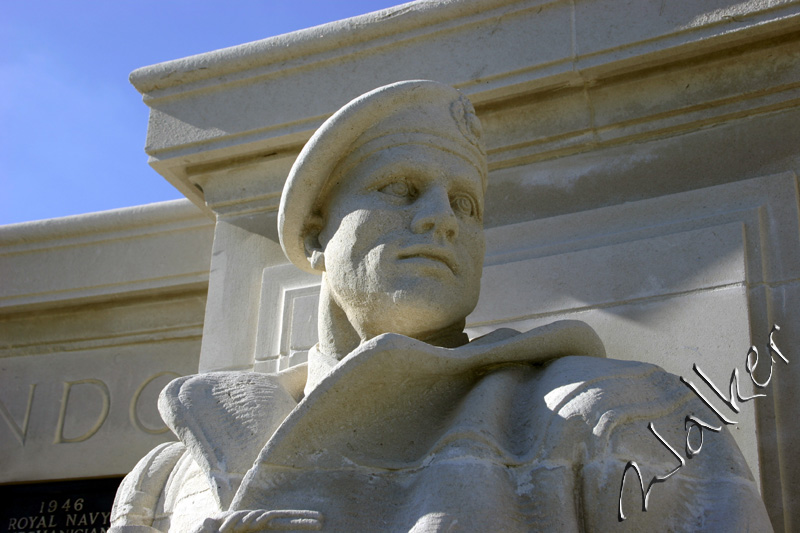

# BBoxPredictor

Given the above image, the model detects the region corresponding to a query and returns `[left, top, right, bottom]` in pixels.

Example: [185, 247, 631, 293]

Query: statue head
[279, 80, 487, 369]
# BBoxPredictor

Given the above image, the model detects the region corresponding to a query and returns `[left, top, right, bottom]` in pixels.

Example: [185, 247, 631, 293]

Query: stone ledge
[129, 0, 524, 95]
[0, 200, 214, 313]
[129, 0, 800, 219]
[0, 199, 209, 249]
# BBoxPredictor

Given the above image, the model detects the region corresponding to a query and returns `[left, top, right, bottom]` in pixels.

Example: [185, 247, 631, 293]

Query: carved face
[316, 143, 485, 341]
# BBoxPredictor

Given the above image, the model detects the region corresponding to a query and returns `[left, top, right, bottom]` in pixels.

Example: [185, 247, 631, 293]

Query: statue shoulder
[538, 355, 687, 417]
[158, 368, 305, 445]
[157, 368, 305, 509]
[532, 356, 697, 456]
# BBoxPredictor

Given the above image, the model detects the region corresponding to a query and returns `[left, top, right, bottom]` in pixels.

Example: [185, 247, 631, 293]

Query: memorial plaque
[0, 477, 122, 533]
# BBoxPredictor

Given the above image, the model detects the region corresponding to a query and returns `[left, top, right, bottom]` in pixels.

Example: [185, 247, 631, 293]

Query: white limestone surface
[110, 81, 772, 532]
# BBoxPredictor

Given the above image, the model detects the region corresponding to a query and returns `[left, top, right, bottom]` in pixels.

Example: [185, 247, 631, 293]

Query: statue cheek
[460, 229, 485, 264]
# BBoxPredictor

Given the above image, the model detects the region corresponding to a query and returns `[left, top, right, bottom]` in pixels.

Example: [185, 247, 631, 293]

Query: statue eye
[379, 180, 414, 199]
[451, 194, 477, 217]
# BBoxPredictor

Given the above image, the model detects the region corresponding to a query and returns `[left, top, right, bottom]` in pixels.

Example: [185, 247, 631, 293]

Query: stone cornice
[130, 0, 800, 218]
[0, 200, 214, 313]
[0, 199, 209, 250]
[130, 0, 520, 95]
[131, 0, 799, 100]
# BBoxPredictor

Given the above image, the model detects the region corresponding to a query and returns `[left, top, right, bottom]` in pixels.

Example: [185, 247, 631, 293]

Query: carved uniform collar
[161, 320, 604, 510]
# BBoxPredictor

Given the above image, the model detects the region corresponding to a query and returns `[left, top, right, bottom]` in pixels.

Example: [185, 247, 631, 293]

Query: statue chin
[342, 285, 478, 343]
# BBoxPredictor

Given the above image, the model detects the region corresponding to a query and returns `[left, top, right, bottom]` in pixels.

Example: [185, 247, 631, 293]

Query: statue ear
[302, 216, 326, 273]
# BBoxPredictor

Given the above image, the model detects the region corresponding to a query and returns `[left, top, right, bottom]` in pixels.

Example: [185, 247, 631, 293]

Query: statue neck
[305, 280, 359, 396]
[305, 276, 470, 396]
[316, 278, 362, 361]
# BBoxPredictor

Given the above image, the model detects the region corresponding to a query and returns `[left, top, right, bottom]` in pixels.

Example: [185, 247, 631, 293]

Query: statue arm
[578, 369, 773, 531]
[584, 441, 772, 531]
[109, 441, 187, 533]
[533, 356, 771, 530]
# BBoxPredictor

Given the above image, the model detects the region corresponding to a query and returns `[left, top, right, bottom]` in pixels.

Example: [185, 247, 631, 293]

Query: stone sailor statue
[110, 80, 772, 532]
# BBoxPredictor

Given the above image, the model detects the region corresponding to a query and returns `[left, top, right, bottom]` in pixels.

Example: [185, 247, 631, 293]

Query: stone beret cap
[278, 79, 487, 273]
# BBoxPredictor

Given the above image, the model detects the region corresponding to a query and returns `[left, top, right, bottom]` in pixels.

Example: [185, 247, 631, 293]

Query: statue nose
[410, 187, 459, 240]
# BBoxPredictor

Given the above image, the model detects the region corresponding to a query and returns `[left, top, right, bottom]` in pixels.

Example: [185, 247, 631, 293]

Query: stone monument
[109, 80, 771, 532]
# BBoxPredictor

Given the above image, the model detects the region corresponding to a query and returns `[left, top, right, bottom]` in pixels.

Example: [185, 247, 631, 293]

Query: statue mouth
[397, 246, 457, 274]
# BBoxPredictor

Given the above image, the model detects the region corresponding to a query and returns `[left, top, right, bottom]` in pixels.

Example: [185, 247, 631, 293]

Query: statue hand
[193, 510, 324, 532]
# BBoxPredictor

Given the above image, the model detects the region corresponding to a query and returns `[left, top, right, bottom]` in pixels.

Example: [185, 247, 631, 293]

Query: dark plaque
[0, 477, 123, 533]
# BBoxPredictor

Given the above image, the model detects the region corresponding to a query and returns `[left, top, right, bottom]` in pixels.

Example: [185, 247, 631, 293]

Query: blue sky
[1, 0, 404, 226]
